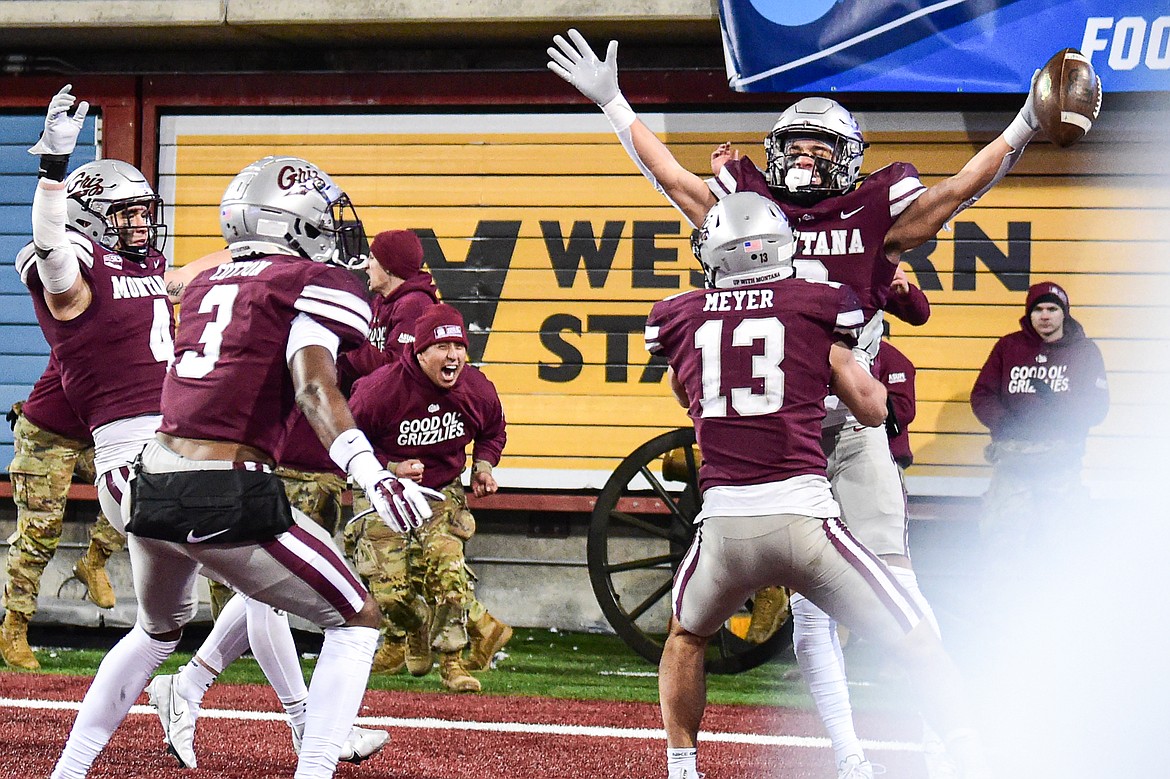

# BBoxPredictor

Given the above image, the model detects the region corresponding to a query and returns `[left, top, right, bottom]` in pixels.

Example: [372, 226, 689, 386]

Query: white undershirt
[93, 414, 162, 477]
[697, 473, 840, 522]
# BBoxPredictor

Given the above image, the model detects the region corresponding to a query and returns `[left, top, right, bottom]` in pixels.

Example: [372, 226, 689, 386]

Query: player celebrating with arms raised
[648, 192, 986, 779]
[548, 30, 1046, 776]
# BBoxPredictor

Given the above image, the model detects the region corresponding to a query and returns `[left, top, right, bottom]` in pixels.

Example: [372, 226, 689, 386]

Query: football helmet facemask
[64, 159, 166, 260]
[693, 192, 795, 290]
[764, 97, 867, 202]
[219, 155, 369, 268]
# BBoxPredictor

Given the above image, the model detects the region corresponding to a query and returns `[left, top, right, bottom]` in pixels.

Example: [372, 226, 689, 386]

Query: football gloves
[361, 470, 442, 533]
[1004, 70, 1041, 150]
[547, 29, 620, 108]
[28, 84, 88, 157]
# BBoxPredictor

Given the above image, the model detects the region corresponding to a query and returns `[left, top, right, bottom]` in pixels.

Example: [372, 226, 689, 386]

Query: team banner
[720, 0, 1169, 93]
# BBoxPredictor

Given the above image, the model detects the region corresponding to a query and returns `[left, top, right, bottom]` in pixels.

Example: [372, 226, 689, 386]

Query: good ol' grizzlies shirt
[348, 352, 506, 490]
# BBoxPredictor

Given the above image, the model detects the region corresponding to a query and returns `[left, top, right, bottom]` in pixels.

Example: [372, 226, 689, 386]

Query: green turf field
[25, 627, 908, 711]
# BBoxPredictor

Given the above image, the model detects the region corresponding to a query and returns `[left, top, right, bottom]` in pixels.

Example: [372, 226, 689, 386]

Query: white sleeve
[286, 312, 341, 366]
[30, 180, 80, 294]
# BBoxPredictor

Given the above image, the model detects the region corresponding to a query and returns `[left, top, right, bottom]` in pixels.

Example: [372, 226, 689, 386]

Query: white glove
[1003, 70, 1040, 150]
[29, 85, 88, 157]
[360, 469, 443, 533]
[547, 29, 621, 107]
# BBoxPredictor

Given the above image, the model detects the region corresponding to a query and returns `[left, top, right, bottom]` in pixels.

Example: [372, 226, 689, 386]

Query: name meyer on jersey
[398, 411, 465, 447]
[111, 275, 168, 300]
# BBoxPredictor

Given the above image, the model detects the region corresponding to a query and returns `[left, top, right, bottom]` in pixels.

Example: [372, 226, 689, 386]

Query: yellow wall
[159, 110, 1170, 495]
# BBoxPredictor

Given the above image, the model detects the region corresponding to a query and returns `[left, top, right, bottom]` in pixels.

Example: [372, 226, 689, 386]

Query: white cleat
[837, 754, 876, 779]
[290, 723, 389, 765]
[147, 673, 198, 769]
[339, 726, 390, 764]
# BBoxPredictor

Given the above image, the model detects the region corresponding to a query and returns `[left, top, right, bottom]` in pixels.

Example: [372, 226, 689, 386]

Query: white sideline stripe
[0, 697, 922, 753]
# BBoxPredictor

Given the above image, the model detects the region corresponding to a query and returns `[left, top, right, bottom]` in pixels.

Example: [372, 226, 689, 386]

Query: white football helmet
[692, 192, 795, 289]
[764, 97, 867, 201]
[64, 159, 166, 259]
[219, 155, 368, 268]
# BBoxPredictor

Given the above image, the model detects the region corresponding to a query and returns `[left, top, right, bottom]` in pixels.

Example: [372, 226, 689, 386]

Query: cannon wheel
[587, 427, 789, 674]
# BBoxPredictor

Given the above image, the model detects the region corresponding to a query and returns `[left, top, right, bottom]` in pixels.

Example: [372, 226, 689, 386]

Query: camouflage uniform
[4, 409, 123, 618]
[207, 466, 347, 619]
[345, 478, 471, 652]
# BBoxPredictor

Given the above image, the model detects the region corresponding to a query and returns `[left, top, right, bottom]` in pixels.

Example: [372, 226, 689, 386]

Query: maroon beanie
[370, 230, 423, 280]
[413, 304, 469, 354]
[1025, 281, 1070, 315]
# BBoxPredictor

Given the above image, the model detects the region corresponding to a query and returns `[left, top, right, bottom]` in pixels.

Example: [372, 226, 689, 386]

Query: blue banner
[720, 0, 1170, 92]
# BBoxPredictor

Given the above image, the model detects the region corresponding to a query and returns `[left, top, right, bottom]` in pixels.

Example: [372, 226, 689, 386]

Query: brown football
[1032, 47, 1103, 147]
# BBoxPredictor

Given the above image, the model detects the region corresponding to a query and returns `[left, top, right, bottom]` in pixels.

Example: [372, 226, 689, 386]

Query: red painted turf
[0, 672, 929, 778]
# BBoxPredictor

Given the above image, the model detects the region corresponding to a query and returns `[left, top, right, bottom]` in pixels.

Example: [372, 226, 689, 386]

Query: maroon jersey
[348, 353, 506, 489]
[21, 355, 91, 442]
[646, 279, 863, 492]
[274, 410, 340, 474]
[159, 255, 371, 457]
[875, 340, 916, 467]
[338, 273, 440, 388]
[884, 284, 931, 326]
[19, 234, 170, 430]
[709, 157, 925, 321]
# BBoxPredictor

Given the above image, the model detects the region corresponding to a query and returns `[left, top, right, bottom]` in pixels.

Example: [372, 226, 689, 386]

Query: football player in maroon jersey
[548, 31, 1037, 776]
[647, 193, 986, 779]
[19, 87, 223, 539]
[48, 153, 437, 779]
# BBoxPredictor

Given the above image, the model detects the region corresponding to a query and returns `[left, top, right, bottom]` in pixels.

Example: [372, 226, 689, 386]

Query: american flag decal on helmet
[743, 239, 762, 251]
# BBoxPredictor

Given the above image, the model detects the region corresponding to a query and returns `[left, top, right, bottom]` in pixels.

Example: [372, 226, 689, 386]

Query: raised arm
[886, 79, 1041, 257]
[28, 85, 92, 320]
[547, 29, 715, 227]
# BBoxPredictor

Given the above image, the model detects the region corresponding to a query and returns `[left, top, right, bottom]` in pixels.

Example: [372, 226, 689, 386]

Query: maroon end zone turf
[0, 671, 930, 778]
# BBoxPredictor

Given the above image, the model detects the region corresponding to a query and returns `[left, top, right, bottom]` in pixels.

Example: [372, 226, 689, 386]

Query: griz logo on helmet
[66, 171, 108, 200]
[276, 164, 327, 192]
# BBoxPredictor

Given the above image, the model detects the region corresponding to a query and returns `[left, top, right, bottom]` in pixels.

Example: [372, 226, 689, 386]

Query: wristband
[472, 460, 493, 476]
[38, 154, 70, 182]
[329, 429, 380, 483]
[1002, 111, 1038, 151]
[601, 94, 636, 134]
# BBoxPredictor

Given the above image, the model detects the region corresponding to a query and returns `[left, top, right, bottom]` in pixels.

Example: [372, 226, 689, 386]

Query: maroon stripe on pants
[263, 525, 367, 621]
[104, 466, 130, 505]
[822, 517, 921, 633]
[672, 525, 704, 620]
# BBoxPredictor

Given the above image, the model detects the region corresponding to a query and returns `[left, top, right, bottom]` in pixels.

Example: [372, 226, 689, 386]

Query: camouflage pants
[207, 467, 347, 619]
[3, 412, 123, 617]
[344, 479, 472, 652]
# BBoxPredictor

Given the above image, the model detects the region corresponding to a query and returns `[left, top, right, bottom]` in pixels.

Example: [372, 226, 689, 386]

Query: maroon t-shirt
[711, 157, 925, 321]
[21, 235, 170, 430]
[348, 353, 506, 490]
[875, 340, 916, 466]
[646, 279, 863, 492]
[21, 355, 91, 442]
[160, 255, 371, 458]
